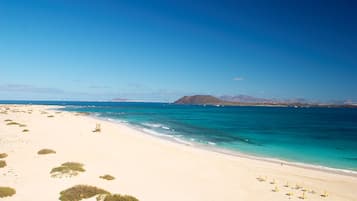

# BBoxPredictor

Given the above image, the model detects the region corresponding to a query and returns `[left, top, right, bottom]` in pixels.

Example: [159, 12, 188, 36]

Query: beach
[1, 104, 357, 201]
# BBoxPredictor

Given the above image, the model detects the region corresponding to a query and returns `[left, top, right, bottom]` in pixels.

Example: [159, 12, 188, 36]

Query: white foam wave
[141, 128, 193, 146]
[208, 141, 216, 145]
[106, 118, 127, 124]
[173, 137, 193, 146]
[142, 128, 173, 138]
[142, 123, 171, 130]
[162, 126, 170, 130]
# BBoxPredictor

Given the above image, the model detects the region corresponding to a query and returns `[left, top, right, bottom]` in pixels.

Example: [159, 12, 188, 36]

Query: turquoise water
[1, 101, 357, 172]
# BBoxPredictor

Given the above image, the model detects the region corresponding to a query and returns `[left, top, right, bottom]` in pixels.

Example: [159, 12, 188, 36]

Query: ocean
[1, 100, 357, 172]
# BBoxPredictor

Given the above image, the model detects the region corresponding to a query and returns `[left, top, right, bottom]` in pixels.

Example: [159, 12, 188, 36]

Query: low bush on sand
[0, 153, 7, 159]
[98, 194, 139, 201]
[51, 162, 85, 178]
[48, 115, 55, 118]
[22, 129, 29, 132]
[0, 187, 16, 198]
[0, 160, 6, 168]
[100, 174, 115, 181]
[37, 149, 56, 155]
[4, 119, 12, 122]
[6, 122, 19, 126]
[19, 124, 27, 127]
[59, 185, 140, 201]
[59, 185, 109, 201]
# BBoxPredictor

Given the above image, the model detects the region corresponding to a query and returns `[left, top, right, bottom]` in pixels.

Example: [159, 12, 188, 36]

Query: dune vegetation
[6, 121, 19, 126]
[0, 187, 16, 198]
[59, 185, 109, 201]
[100, 174, 115, 180]
[0, 153, 8, 159]
[37, 149, 56, 155]
[51, 162, 85, 177]
[59, 185, 139, 201]
[0, 160, 6, 168]
[98, 194, 139, 201]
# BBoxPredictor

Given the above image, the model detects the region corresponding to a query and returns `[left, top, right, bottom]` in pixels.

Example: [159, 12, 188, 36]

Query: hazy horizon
[1, 0, 356, 102]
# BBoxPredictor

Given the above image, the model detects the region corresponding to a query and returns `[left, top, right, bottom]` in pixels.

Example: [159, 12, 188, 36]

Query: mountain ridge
[174, 95, 357, 108]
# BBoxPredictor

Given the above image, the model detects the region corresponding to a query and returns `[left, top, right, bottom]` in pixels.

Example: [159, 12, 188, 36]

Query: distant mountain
[174, 95, 224, 105]
[174, 95, 277, 106]
[173, 95, 357, 108]
[220, 95, 274, 103]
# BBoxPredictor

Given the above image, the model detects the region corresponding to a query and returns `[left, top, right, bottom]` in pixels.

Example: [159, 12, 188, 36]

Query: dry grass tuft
[51, 162, 85, 178]
[0, 160, 6, 168]
[48, 115, 55, 118]
[0, 187, 16, 198]
[38, 149, 56, 155]
[0, 153, 8, 159]
[4, 119, 12, 122]
[59, 185, 109, 201]
[100, 174, 115, 181]
[19, 124, 27, 127]
[22, 129, 29, 132]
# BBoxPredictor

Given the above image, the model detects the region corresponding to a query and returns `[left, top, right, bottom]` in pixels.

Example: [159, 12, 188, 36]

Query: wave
[103, 117, 128, 124]
[142, 122, 171, 130]
[207, 141, 216, 145]
[142, 128, 174, 138]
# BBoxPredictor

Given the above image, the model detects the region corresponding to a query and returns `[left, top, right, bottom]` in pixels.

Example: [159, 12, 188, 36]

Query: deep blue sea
[1, 100, 357, 172]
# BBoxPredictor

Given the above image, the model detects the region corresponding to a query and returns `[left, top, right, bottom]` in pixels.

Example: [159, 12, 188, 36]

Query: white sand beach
[0, 104, 356, 201]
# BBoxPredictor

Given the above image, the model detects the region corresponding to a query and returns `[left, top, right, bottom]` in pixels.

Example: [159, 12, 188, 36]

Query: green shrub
[51, 162, 85, 177]
[0, 160, 6, 168]
[59, 185, 109, 201]
[0, 187, 16, 198]
[37, 149, 56, 155]
[0, 153, 7, 159]
[98, 194, 139, 201]
[100, 174, 115, 181]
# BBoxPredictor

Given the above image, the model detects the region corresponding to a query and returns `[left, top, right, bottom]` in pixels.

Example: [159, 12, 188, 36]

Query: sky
[0, 0, 356, 102]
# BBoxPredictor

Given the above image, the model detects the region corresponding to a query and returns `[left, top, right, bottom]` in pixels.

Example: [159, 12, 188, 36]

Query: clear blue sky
[0, 0, 356, 102]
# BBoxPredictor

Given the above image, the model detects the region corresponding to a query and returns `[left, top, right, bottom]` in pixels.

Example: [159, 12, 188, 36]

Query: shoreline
[6, 103, 357, 177]
[1, 104, 357, 201]
[72, 107, 357, 178]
